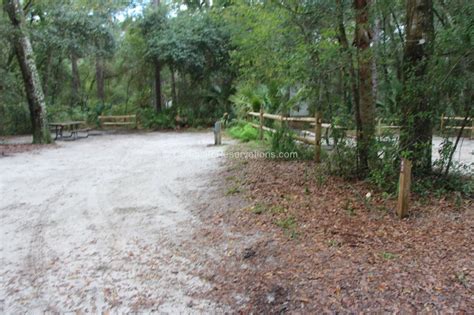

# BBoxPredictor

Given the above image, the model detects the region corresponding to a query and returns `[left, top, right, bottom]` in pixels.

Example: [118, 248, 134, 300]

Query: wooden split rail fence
[440, 114, 473, 139]
[247, 110, 330, 163]
[99, 115, 137, 128]
[247, 111, 401, 160]
[247, 110, 417, 219]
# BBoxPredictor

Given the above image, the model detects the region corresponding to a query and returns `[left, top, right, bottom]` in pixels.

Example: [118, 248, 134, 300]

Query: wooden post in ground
[377, 118, 382, 136]
[315, 111, 322, 163]
[440, 114, 445, 131]
[396, 158, 412, 218]
[471, 118, 473, 139]
[259, 106, 264, 140]
[214, 121, 221, 145]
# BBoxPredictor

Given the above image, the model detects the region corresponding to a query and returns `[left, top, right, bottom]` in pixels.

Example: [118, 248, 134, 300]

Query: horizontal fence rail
[248, 112, 333, 128]
[440, 114, 474, 138]
[247, 112, 403, 137]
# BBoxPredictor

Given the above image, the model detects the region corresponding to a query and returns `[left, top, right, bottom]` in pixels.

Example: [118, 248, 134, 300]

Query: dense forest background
[1, 0, 472, 180]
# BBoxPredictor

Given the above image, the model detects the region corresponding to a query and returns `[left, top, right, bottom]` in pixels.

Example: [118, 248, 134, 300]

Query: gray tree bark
[153, 0, 162, 112]
[96, 56, 105, 104]
[71, 53, 81, 106]
[354, 0, 375, 172]
[5, 0, 51, 144]
[171, 66, 177, 107]
[400, 0, 435, 175]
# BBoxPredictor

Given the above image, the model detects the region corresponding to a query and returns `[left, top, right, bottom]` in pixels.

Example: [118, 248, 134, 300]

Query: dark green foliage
[229, 84, 271, 118]
[0, 103, 31, 135]
[327, 140, 359, 179]
[368, 137, 400, 192]
[269, 127, 313, 160]
[140, 5, 234, 119]
[138, 108, 175, 130]
[413, 173, 473, 198]
[0, 0, 472, 198]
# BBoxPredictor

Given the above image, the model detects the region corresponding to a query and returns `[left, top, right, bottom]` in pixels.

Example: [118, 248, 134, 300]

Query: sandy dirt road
[0, 132, 231, 313]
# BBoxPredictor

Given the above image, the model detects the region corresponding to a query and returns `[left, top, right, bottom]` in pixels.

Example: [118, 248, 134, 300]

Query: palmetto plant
[229, 83, 271, 118]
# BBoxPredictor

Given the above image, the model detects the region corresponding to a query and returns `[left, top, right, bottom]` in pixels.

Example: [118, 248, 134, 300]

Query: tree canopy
[1, 0, 472, 176]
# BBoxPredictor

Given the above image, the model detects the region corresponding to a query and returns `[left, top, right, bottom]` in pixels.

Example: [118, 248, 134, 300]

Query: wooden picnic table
[49, 121, 89, 140]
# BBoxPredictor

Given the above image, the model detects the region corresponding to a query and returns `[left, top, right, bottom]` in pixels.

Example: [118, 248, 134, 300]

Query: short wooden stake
[397, 158, 412, 218]
[315, 111, 322, 163]
[471, 118, 473, 139]
[259, 106, 264, 140]
[377, 118, 382, 136]
[214, 121, 221, 145]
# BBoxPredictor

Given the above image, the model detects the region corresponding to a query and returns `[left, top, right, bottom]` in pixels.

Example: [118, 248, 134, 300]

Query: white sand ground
[0, 132, 229, 313]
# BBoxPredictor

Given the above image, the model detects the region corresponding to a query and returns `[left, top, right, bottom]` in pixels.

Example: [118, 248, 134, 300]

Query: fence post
[396, 158, 412, 218]
[377, 118, 382, 136]
[214, 121, 222, 145]
[259, 106, 264, 140]
[315, 111, 322, 163]
[471, 118, 473, 139]
[440, 113, 444, 131]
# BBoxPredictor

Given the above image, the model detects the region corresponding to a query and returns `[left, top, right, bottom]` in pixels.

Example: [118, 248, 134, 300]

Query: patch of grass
[228, 122, 258, 142]
[275, 216, 297, 230]
[251, 203, 267, 214]
[274, 216, 299, 239]
[226, 185, 241, 195]
[380, 251, 397, 260]
[270, 205, 286, 214]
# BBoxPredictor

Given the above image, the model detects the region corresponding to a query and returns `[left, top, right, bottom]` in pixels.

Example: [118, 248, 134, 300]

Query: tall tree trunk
[400, 0, 434, 175]
[50, 56, 63, 106]
[125, 76, 132, 107]
[153, 0, 162, 112]
[153, 60, 162, 111]
[171, 66, 177, 107]
[336, 0, 360, 118]
[372, 17, 381, 102]
[71, 53, 81, 106]
[95, 56, 105, 104]
[42, 49, 53, 100]
[354, 0, 375, 172]
[5, 0, 51, 144]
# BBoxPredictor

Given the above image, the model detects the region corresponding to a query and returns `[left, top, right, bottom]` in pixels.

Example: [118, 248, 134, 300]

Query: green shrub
[413, 170, 473, 198]
[229, 84, 270, 119]
[47, 105, 89, 125]
[327, 139, 359, 179]
[138, 107, 176, 129]
[368, 137, 400, 192]
[109, 103, 136, 116]
[228, 121, 258, 142]
[0, 102, 31, 135]
[176, 106, 220, 128]
[268, 127, 313, 160]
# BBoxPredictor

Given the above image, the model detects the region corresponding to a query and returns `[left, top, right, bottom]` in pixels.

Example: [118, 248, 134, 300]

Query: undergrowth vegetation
[227, 121, 258, 142]
[269, 127, 314, 160]
[227, 121, 314, 161]
[227, 121, 473, 198]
